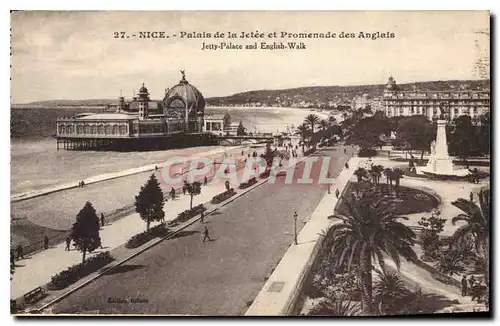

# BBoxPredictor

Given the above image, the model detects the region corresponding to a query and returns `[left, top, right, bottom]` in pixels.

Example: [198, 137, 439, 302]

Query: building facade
[383, 76, 490, 121]
[55, 72, 214, 150]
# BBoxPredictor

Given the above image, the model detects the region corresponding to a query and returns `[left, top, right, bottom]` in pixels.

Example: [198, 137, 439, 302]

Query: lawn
[336, 182, 440, 216]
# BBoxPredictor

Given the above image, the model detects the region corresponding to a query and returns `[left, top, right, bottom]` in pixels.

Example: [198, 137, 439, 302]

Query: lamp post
[293, 211, 298, 245]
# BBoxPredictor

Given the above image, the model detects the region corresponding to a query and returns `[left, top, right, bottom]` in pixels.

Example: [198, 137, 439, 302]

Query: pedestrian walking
[171, 187, 176, 200]
[65, 236, 71, 251]
[43, 235, 49, 250]
[204, 176, 208, 186]
[344, 148, 347, 154]
[469, 192, 474, 202]
[81, 180, 85, 187]
[101, 213, 105, 227]
[335, 189, 340, 199]
[200, 211, 205, 223]
[461, 275, 468, 296]
[202, 226, 212, 242]
[182, 183, 187, 195]
[345, 162, 349, 169]
[16, 244, 23, 260]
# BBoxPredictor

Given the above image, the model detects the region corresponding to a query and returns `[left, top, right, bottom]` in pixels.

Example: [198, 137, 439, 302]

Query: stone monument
[419, 119, 470, 176]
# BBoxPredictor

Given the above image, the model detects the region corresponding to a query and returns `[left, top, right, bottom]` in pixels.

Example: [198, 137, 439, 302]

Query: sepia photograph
[9, 10, 491, 316]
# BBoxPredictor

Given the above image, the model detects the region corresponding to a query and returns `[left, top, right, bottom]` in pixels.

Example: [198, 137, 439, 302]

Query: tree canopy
[71, 201, 101, 262]
[135, 174, 165, 231]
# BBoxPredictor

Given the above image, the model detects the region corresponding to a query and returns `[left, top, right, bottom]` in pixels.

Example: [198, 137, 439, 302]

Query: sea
[11, 106, 335, 195]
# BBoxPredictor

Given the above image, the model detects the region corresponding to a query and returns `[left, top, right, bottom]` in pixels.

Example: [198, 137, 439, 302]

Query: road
[51, 145, 354, 315]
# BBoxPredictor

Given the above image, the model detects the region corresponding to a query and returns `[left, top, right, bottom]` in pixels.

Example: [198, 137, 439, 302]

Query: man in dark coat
[43, 235, 49, 250]
[101, 213, 105, 227]
[461, 275, 468, 296]
[202, 226, 212, 242]
[16, 244, 23, 260]
[65, 237, 71, 251]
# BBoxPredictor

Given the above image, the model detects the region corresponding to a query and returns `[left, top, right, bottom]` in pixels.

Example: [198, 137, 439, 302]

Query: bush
[125, 223, 169, 249]
[211, 188, 236, 204]
[170, 204, 206, 225]
[49, 251, 114, 290]
[358, 148, 377, 157]
[239, 177, 258, 189]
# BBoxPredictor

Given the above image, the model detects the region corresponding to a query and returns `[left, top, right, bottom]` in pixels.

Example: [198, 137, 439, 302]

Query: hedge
[49, 251, 114, 290]
[169, 204, 206, 226]
[125, 223, 169, 249]
[211, 188, 236, 204]
[239, 177, 258, 189]
[358, 148, 378, 157]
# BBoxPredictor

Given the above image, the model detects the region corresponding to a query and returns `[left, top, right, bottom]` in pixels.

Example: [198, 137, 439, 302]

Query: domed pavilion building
[55, 71, 215, 150]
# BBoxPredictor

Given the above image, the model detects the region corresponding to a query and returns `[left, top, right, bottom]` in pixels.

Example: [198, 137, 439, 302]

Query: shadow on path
[169, 230, 200, 240]
[103, 264, 145, 276]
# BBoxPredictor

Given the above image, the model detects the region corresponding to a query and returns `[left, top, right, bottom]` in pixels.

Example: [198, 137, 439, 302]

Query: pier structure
[55, 71, 212, 151]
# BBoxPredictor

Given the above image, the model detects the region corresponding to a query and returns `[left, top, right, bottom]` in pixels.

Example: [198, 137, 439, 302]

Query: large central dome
[163, 71, 205, 119]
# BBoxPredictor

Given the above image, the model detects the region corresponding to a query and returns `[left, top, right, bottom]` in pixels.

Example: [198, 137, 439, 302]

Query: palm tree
[383, 168, 393, 186]
[304, 113, 321, 135]
[328, 196, 418, 315]
[370, 165, 384, 185]
[392, 168, 404, 188]
[184, 181, 202, 210]
[318, 119, 329, 131]
[354, 167, 368, 183]
[308, 299, 360, 316]
[450, 188, 490, 286]
[328, 115, 338, 125]
[374, 269, 408, 315]
[295, 123, 310, 153]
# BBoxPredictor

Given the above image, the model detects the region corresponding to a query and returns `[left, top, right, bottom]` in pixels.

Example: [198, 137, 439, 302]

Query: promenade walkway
[245, 155, 359, 315]
[11, 175, 232, 299]
[11, 144, 304, 302]
[11, 146, 243, 203]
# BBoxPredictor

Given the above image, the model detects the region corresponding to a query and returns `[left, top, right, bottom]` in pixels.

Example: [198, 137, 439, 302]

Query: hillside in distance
[205, 79, 490, 106]
[12, 79, 490, 109]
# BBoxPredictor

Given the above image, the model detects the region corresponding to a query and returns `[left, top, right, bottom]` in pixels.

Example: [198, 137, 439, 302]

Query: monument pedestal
[418, 119, 470, 177]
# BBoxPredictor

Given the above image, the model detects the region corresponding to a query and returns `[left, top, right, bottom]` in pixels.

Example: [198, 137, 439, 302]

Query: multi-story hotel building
[383, 76, 490, 121]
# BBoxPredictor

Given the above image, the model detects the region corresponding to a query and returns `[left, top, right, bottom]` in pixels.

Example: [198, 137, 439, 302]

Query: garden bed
[125, 223, 169, 249]
[168, 204, 206, 226]
[336, 183, 440, 216]
[211, 188, 236, 204]
[239, 177, 258, 189]
[48, 251, 114, 290]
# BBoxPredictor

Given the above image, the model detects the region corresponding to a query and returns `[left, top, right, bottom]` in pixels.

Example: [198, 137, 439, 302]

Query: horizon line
[11, 77, 490, 105]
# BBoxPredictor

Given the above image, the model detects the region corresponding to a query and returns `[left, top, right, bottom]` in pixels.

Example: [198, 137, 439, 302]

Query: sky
[10, 10, 490, 103]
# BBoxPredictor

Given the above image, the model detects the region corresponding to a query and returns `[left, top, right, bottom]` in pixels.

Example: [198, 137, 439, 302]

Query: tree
[383, 168, 393, 186]
[135, 174, 165, 231]
[451, 188, 490, 286]
[354, 167, 368, 183]
[318, 119, 329, 131]
[328, 195, 418, 315]
[236, 120, 246, 136]
[71, 201, 101, 263]
[370, 165, 384, 185]
[260, 143, 276, 168]
[10, 250, 15, 280]
[344, 116, 390, 152]
[418, 210, 446, 261]
[395, 116, 435, 160]
[449, 115, 476, 163]
[295, 123, 310, 153]
[304, 113, 321, 135]
[392, 168, 404, 189]
[374, 269, 408, 315]
[185, 181, 202, 210]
